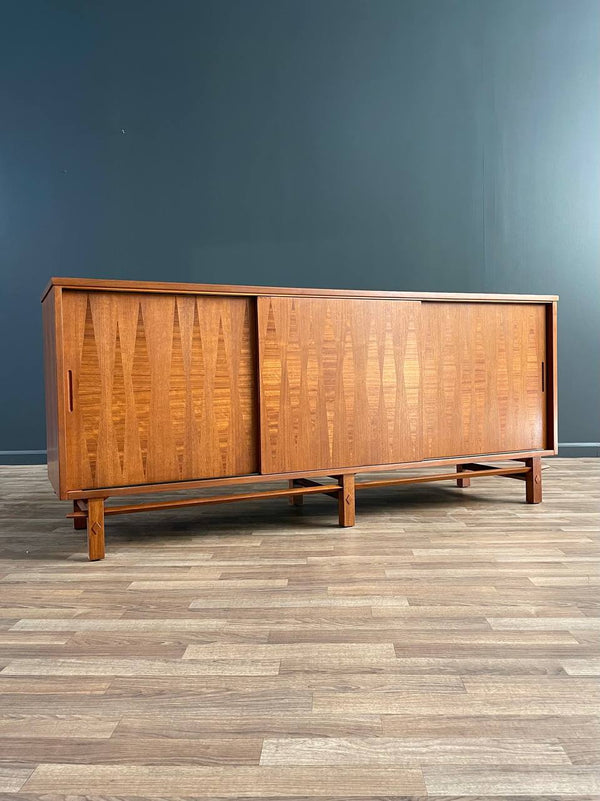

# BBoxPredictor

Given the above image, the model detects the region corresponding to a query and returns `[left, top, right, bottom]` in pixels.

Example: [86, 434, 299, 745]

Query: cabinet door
[422, 302, 547, 458]
[62, 291, 258, 490]
[258, 296, 422, 473]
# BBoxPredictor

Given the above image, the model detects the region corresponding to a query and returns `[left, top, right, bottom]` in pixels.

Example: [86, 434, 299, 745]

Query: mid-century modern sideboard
[42, 278, 558, 560]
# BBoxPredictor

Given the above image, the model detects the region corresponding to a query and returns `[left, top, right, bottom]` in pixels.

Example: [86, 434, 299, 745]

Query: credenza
[42, 278, 558, 560]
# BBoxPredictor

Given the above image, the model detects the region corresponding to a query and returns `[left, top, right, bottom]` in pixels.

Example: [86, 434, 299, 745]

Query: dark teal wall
[1, 0, 598, 459]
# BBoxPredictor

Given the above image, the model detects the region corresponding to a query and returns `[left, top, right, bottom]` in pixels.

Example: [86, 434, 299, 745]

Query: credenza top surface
[42, 276, 558, 303]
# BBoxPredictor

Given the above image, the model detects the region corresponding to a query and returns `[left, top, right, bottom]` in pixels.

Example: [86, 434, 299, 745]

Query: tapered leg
[456, 465, 471, 488]
[337, 474, 356, 527]
[525, 456, 542, 504]
[87, 498, 105, 560]
[288, 479, 303, 506]
[73, 501, 86, 530]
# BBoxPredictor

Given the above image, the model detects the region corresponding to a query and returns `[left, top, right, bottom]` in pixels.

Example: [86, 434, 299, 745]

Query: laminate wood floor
[0, 459, 598, 800]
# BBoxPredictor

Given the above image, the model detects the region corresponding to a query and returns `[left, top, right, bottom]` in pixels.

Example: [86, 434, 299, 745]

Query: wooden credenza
[42, 278, 558, 560]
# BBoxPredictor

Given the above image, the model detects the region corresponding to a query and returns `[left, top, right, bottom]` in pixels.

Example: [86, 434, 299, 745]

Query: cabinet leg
[456, 465, 471, 488]
[337, 474, 356, 527]
[73, 501, 86, 530]
[87, 499, 106, 560]
[525, 457, 542, 504]
[288, 479, 303, 506]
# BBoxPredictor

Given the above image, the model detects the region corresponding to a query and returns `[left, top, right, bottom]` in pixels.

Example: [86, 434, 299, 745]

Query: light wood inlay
[2, 459, 597, 798]
[61, 291, 257, 492]
[258, 297, 422, 472]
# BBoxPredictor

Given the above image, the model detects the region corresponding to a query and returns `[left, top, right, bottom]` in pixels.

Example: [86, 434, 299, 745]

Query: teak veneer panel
[60, 291, 257, 491]
[422, 302, 547, 458]
[258, 297, 422, 473]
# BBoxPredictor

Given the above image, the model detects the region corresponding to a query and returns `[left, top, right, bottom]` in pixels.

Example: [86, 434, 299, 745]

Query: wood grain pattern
[1, 460, 598, 798]
[86, 497, 105, 561]
[337, 474, 356, 527]
[423, 766, 600, 794]
[67, 482, 342, 519]
[526, 455, 543, 504]
[22, 764, 426, 795]
[0, 736, 263, 766]
[0, 715, 119, 739]
[41, 287, 61, 495]
[0, 766, 33, 792]
[64, 447, 556, 500]
[422, 302, 547, 458]
[258, 297, 422, 472]
[60, 291, 257, 493]
[43, 275, 559, 303]
[43, 281, 558, 556]
[260, 736, 571, 765]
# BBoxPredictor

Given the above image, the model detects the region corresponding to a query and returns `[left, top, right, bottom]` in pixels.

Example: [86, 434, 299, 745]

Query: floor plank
[423, 766, 600, 794]
[22, 764, 426, 795]
[0, 458, 598, 799]
[259, 736, 571, 765]
[0, 714, 118, 739]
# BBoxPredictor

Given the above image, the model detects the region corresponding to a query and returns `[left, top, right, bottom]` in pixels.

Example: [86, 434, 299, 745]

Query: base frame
[67, 459, 543, 560]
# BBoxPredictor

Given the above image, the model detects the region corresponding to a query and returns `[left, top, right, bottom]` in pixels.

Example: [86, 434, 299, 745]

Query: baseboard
[2, 444, 599, 465]
[0, 450, 47, 465]
[556, 443, 600, 457]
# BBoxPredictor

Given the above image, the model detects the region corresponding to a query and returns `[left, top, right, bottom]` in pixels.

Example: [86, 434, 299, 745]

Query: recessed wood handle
[67, 370, 74, 412]
[541, 361, 545, 392]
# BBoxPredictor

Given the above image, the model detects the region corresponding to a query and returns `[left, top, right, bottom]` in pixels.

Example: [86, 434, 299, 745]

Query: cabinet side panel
[422, 302, 547, 458]
[546, 301, 558, 452]
[42, 288, 62, 495]
[258, 296, 422, 473]
[62, 291, 258, 490]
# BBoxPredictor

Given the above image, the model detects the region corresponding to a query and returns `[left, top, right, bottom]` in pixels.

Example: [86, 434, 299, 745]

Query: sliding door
[258, 296, 422, 473]
[421, 302, 547, 458]
[61, 291, 258, 490]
